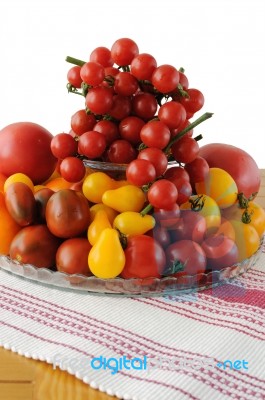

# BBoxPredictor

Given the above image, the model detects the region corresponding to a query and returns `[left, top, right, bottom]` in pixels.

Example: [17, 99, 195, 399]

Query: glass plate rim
[0, 237, 263, 296]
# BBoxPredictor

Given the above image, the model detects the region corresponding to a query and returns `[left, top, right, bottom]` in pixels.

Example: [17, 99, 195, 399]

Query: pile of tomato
[0, 37, 264, 282]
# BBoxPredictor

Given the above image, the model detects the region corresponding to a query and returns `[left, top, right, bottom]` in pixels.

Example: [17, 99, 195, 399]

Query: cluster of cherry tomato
[50, 37, 210, 211]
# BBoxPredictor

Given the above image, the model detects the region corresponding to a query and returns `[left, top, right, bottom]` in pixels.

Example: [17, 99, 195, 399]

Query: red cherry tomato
[148, 179, 178, 210]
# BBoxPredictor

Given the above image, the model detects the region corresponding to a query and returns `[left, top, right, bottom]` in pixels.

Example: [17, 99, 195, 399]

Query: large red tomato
[0, 122, 57, 184]
[199, 143, 260, 198]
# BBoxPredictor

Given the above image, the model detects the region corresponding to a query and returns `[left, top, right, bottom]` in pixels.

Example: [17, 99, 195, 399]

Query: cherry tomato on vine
[106, 139, 137, 164]
[67, 65, 82, 88]
[51, 133, 78, 159]
[138, 147, 168, 177]
[148, 179, 178, 210]
[59, 156, 86, 183]
[85, 86, 113, 115]
[93, 120, 120, 146]
[114, 72, 139, 96]
[111, 38, 139, 66]
[158, 101, 187, 130]
[71, 109, 96, 136]
[89, 46, 113, 67]
[78, 131, 107, 159]
[164, 166, 190, 182]
[179, 88, 204, 114]
[108, 95, 132, 121]
[126, 159, 156, 186]
[80, 62, 105, 86]
[140, 120, 170, 149]
[151, 64, 179, 93]
[119, 116, 145, 145]
[132, 92, 157, 120]
[171, 136, 199, 164]
[184, 156, 210, 184]
[130, 53, 157, 80]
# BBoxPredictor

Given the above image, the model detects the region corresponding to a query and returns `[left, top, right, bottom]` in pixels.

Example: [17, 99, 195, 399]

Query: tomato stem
[140, 203, 153, 216]
[164, 112, 213, 153]
[65, 56, 86, 67]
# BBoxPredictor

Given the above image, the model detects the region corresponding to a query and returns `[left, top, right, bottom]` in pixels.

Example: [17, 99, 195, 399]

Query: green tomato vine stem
[65, 56, 86, 67]
[164, 112, 213, 154]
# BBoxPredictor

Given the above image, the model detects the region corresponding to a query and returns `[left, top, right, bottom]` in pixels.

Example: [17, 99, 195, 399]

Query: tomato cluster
[51, 37, 209, 190]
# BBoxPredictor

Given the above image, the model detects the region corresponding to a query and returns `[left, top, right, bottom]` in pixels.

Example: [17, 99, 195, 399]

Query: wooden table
[1, 170, 265, 400]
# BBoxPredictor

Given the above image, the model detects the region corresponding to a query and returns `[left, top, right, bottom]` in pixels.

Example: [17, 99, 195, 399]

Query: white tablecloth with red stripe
[0, 245, 265, 400]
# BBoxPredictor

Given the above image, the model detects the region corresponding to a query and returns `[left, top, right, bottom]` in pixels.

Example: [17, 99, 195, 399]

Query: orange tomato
[45, 177, 73, 192]
[222, 201, 265, 239]
[0, 192, 21, 254]
[230, 220, 260, 262]
[0, 172, 7, 192]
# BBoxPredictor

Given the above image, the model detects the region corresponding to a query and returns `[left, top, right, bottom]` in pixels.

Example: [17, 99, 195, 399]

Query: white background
[0, 0, 264, 166]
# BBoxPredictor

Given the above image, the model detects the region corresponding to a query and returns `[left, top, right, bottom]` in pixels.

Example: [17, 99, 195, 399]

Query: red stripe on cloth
[133, 298, 265, 341]
[202, 286, 265, 308]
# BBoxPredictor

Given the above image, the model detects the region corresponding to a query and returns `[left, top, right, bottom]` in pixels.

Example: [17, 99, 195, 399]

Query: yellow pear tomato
[113, 211, 156, 236]
[102, 185, 146, 212]
[87, 210, 112, 245]
[88, 228, 125, 279]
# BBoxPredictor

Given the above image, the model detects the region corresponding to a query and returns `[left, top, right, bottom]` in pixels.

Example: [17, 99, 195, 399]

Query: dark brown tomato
[9, 224, 61, 268]
[34, 188, 54, 223]
[46, 189, 90, 238]
[56, 238, 92, 276]
[4, 182, 36, 226]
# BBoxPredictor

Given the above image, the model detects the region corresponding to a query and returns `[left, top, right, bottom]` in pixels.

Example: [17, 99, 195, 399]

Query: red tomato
[199, 143, 261, 198]
[165, 240, 207, 276]
[9, 225, 61, 269]
[0, 122, 57, 184]
[56, 238, 92, 276]
[170, 210, 207, 243]
[148, 179, 178, 210]
[121, 235, 166, 279]
[201, 234, 239, 270]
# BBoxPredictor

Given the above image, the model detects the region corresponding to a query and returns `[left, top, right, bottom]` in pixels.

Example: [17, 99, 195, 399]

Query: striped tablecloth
[0, 244, 265, 400]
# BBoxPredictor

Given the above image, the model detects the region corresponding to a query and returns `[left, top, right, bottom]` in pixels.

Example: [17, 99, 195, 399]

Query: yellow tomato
[113, 212, 156, 236]
[230, 220, 260, 262]
[102, 185, 146, 213]
[87, 210, 112, 245]
[90, 203, 118, 224]
[82, 172, 116, 203]
[180, 194, 221, 232]
[222, 201, 265, 239]
[195, 168, 238, 209]
[4, 173, 34, 193]
[88, 228, 125, 278]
